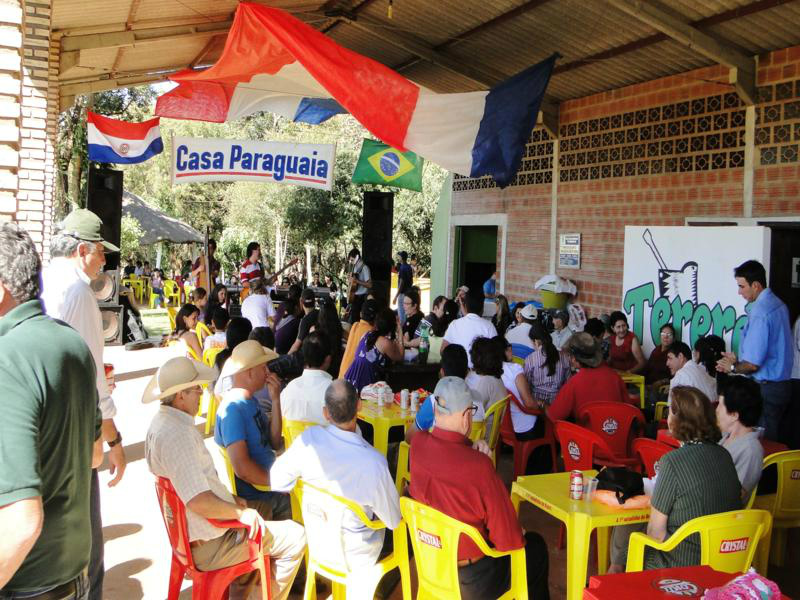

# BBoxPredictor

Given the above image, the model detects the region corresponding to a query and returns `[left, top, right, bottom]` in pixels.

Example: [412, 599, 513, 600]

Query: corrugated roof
[51, 0, 800, 110]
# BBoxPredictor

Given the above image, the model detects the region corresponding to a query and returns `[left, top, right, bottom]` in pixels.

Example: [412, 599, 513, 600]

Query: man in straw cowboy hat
[214, 341, 290, 518]
[144, 356, 305, 600]
[547, 332, 629, 422]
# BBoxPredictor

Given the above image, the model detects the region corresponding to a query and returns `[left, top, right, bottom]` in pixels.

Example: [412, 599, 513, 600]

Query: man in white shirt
[203, 306, 229, 351]
[505, 304, 538, 351]
[144, 357, 305, 600]
[550, 309, 573, 351]
[667, 341, 717, 403]
[281, 332, 333, 425]
[347, 248, 372, 324]
[240, 278, 276, 329]
[40, 209, 127, 600]
[270, 379, 401, 568]
[442, 287, 497, 368]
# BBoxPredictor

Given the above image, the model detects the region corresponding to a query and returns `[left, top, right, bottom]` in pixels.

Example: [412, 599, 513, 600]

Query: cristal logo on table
[653, 578, 700, 596]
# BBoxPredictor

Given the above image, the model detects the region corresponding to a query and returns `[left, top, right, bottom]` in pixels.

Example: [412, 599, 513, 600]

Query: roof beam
[607, 0, 756, 104]
[61, 20, 232, 52]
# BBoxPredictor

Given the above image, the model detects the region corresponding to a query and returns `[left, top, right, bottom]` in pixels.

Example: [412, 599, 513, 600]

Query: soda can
[377, 388, 385, 406]
[410, 391, 419, 412]
[400, 389, 409, 410]
[569, 470, 584, 500]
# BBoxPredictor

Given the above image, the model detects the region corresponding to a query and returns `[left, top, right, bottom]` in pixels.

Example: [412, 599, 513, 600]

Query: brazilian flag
[351, 138, 424, 192]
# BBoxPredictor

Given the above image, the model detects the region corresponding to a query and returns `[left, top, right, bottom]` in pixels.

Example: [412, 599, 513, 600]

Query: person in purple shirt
[717, 260, 792, 443]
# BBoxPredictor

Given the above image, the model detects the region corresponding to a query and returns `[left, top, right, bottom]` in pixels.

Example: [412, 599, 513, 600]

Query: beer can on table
[400, 389, 409, 410]
[410, 391, 419, 412]
[569, 470, 584, 500]
[377, 388, 385, 406]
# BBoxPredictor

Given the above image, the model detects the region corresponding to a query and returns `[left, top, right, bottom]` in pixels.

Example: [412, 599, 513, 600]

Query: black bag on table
[596, 466, 645, 504]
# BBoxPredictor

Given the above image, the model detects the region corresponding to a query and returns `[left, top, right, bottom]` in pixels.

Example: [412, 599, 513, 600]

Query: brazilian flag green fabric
[351, 138, 424, 192]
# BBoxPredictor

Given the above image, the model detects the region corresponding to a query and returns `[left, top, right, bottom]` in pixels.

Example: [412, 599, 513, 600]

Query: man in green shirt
[0, 224, 102, 597]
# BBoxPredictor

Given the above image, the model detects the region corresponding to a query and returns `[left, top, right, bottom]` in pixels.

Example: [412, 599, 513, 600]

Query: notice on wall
[171, 136, 336, 190]
[559, 233, 581, 269]
[622, 226, 771, 355]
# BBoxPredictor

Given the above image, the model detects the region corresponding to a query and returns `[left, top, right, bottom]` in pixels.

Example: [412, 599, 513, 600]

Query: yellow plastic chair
[486, 395, 509, 465]
[511, 355, 525, 366]
[163, 279, 181, 306]
[183, 283, 194, 304]
[202, 346, 224, 369]
[468, 421, 486, 443]
[166, 338, 199, 362]
[124, 274, 143, 302]
[282, 419, 316, 449]
[400, 496, 528, 600]
[625, 509, 772, 574]
[204, 391, 219, 435]
[753, 450, 800, 568]
[195, 321, 212, 347]
[217, 445, 270, 495]
[395, 441, 410, 495]
[296, 480, 411, 600]
[167, 307, 177, 331]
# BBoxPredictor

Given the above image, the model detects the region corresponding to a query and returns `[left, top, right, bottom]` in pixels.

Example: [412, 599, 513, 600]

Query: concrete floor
[99, 344, 799, 600]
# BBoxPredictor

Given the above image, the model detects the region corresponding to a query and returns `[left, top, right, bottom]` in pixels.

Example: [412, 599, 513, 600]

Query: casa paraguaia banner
[622, 226, 771, 356]
[171, 136, 336, 190]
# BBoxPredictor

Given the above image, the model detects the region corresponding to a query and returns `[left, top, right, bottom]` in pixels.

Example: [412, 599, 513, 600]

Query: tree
[120, 214, 144, 261]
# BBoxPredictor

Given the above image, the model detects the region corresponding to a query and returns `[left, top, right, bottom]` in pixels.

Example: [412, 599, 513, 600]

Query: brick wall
[0, 1, 23, 221]
[451, 46, 800, 318]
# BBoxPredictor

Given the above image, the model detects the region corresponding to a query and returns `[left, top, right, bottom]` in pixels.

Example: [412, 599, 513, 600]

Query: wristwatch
[107, 431, 123, 448]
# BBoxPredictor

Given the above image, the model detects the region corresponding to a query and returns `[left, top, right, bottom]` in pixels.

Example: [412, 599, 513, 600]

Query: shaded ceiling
[52, 0, 800, 122]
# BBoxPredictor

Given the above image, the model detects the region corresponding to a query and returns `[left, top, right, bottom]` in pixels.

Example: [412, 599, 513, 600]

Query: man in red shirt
[548, 332, 629, 421]
[409, 377, 550, 600]
[240, 241, 264, 289]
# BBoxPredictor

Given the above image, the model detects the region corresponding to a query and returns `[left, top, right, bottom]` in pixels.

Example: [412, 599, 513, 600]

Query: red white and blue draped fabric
[87, 111, 163, 164]
[155, 3, 555, 187]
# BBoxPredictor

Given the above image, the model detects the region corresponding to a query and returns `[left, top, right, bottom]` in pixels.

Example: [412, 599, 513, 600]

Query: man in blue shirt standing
[215, 340, 291, 519]
[717, 260, 792, 443]
[482, 270, 499, 300]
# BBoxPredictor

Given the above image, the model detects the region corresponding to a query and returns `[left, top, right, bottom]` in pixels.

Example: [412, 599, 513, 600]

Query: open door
[453, 225, 497, 296]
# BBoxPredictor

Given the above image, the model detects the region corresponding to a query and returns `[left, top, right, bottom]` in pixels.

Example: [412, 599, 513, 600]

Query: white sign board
[622, 226, 771, 355]
[171, 136, 336, 190]
[559, 233, 581, 269]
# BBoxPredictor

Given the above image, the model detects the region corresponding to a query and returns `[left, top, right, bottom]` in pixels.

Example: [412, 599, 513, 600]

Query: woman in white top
[172, 303, 203, 360]
[496, 336, 542, 439]
[717, 376, 764, 503]
[240, 278, 276, 329]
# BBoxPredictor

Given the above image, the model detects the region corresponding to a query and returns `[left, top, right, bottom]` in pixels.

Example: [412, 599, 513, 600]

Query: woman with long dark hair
[172, 303, 202, 360]
[523, 321, 571, 406]
[492, 294, 512, 335]
[313, 297, 344, 376]
[204, 283, 228, 326]
[344, 308, 404, 392]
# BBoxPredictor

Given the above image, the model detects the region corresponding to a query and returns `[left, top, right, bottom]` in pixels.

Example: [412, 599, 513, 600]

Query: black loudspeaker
[87, 166, 123, 271]
[90, 269, 119, 304]
[98, 303, 124, 345]
[362, 191, 394, 307]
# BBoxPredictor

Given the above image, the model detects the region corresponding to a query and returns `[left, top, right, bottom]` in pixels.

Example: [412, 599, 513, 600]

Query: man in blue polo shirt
[717, 260, 792, 443]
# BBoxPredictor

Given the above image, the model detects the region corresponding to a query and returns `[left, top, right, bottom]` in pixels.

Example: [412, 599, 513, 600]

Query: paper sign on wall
[171, 136, 336, 190]
[622, 226, 771, 355]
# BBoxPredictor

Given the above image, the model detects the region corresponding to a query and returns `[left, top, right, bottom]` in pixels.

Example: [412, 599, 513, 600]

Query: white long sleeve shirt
[41, 257, 116, 418]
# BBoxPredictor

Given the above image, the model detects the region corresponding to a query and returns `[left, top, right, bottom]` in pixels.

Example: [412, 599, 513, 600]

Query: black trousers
[88, 469, 103, 600]
[348, 294, 366, 324]
[458, 532, 549, 600]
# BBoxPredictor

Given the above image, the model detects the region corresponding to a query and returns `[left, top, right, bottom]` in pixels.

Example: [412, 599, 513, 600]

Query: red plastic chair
[576, 401, 645, 467]
[499, 391, 557, 477]
[154, 477, 271, 600]
[554, 420, 621, 470]
[657, 428, 681, 448]
[631, 437, 673, 477]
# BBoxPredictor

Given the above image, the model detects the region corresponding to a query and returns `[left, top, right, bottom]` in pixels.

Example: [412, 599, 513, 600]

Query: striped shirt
[523, 347, 571, 404]
[240, 258, 263, 284]
[647, 441, 741, 570]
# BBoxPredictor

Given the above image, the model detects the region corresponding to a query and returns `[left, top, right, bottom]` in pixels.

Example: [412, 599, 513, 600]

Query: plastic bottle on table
[418, 323, 430, 364]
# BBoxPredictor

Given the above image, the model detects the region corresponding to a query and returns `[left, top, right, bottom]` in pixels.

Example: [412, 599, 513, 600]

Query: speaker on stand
[87, 166, 125, 344]
[361, 191, 394, 308]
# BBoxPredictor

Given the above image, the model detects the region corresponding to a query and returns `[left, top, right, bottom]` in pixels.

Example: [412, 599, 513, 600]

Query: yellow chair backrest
[511, 355, 525, 366]
[756, 450, 800, 522]
[218, 445, 238, 495]
[195, 321, 212, 346]
[654, 401, 669, 422]
[399, 497, 528, 600]
[626, 509, 772, 574]
[167, 307, 177, 331]
[468, 421, 486, 442]
[396, 440, 410, 494]
[163, 279, 178, 295]
[282, 419, 316, 449]
[202, 346, 224, 369]
[486, 395, 510, 463]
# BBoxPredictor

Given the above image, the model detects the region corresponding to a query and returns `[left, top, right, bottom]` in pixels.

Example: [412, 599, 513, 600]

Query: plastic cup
[583, 477, 598, 501]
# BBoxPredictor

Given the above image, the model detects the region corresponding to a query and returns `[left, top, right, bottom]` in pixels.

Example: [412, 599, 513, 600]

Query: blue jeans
[0, 570, 89, 600]
[758, 380, 792, 442]
[396, 293, 406, 324]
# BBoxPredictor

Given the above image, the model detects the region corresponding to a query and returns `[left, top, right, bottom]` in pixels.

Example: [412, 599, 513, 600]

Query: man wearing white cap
[215, 341, 289, 517]
[409, 377, 550, 600]
[144, 357, 305, 600]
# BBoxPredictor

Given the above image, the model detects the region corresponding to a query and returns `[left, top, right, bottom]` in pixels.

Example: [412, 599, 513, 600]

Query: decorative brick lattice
[452, 128, 554, 191]
[558, 91, 746, 182]
[755, 79, 800, 166]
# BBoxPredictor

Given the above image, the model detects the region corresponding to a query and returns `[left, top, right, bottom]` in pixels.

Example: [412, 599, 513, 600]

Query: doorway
[760, 222, 800, 325]
[453, 225, 497, 296]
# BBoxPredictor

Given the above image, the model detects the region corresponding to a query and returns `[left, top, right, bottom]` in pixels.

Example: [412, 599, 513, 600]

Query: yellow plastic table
[511, 471, 650, 600]
[619, 372, 646, 409]
[357, 401, 416, 456]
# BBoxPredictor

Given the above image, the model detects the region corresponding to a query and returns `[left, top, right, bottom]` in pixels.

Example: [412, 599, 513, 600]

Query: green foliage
[120, 214, 144, 260]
